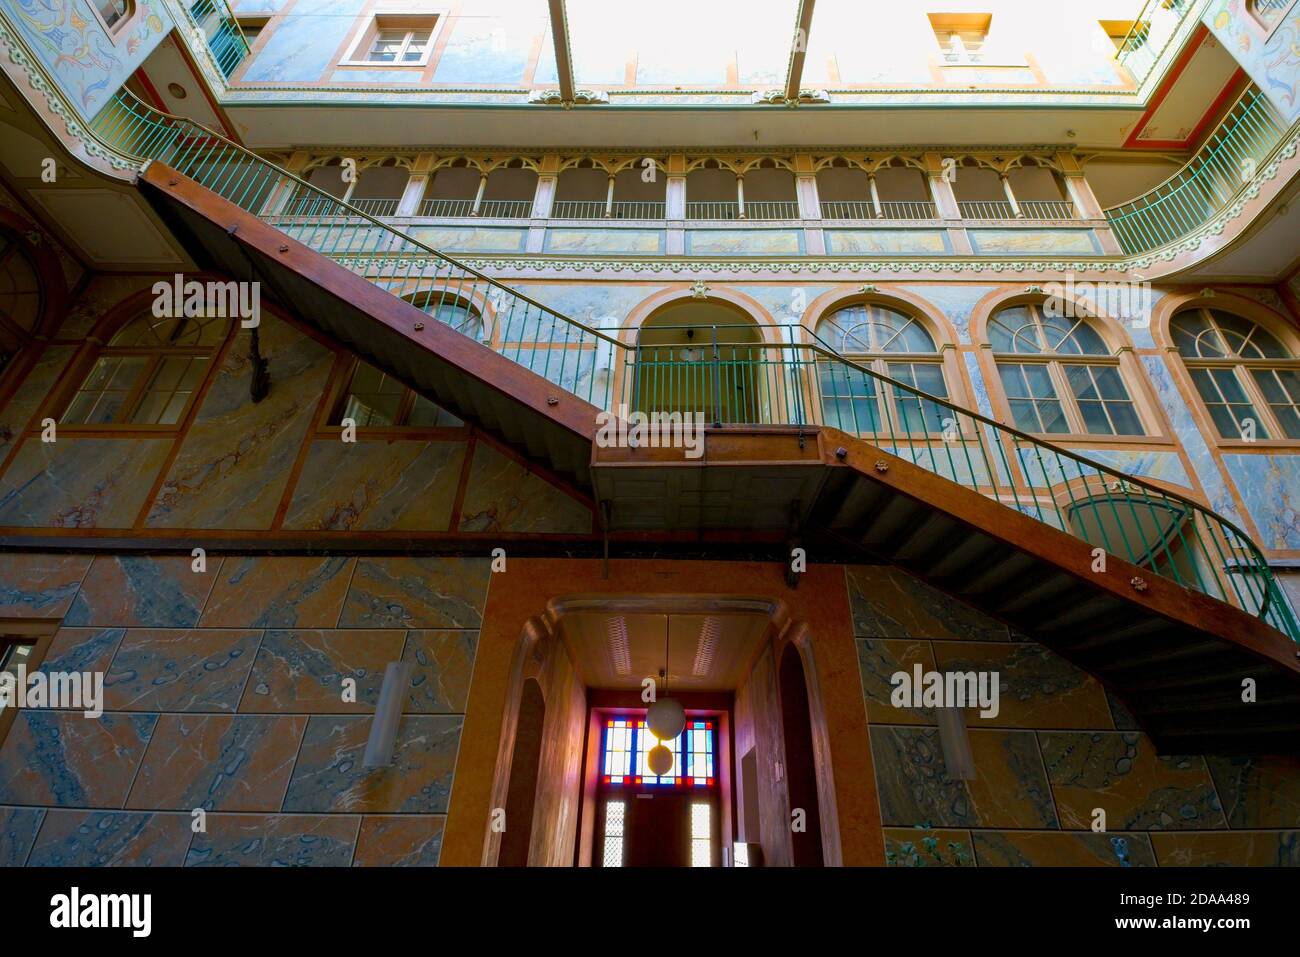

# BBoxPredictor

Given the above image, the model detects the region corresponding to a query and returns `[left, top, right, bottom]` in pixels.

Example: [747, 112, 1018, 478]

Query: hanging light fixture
[646, 617, 686, 746]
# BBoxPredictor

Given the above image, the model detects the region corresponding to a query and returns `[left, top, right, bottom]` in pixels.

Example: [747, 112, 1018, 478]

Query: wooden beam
[784, 0, 816, 103]
[547, 0, 576, 104]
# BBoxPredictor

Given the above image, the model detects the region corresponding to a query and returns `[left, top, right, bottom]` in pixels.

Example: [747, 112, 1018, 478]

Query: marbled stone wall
[0, 277, 594, 538]
[0, 553, 488, 866]
[849, 565, 1300, 867]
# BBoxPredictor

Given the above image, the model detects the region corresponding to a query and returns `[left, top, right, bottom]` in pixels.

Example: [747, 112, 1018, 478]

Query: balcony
[551, 200, 668, 220]
[1105, 87, 1288, 254]
[685, 200, 800, 221]
[185, 0, 252, 79]
[1114, 0, 1199, 86]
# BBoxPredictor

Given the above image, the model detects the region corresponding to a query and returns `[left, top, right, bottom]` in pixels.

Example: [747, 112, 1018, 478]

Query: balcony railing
[1115, 0, 1198, 85]
[58, 88, 1300, 642]
[686, 201, 800, 220]
[820, 200, 938, 220]
[349, 197, 401, 217]
[418, 198, 475, 217]
[412, 198, 534, 218]
[957, 200, 1075, 220]
[1105, 87, 1288, 254]
[185, 0, 251, 79]
[550, 200, 668, 219]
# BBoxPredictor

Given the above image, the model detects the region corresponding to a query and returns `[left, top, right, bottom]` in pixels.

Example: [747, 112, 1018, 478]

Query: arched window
[62, 310, 225, 425]
[331, 359, 462, 428]
[988, 302, 1144, 436]
[815, 302, 950, 433]
[1171, 306, 1299, 441]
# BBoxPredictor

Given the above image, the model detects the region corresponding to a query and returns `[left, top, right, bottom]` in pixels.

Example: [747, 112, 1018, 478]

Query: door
[625, 792, 690, 867]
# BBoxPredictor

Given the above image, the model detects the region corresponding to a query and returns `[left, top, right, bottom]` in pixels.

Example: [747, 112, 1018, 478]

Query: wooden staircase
[137, 161, 1300, 755]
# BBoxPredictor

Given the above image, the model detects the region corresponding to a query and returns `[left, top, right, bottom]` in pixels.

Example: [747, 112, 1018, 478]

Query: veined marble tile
[282, 715, 462, 814]
[127, 714, 307, 812]
[146, 319, 333, 529]
[457, 442, 592, 534]
[1151, 831, 1300, 867]
[340, 557, 491, 629]
[0, 711, 157, 807]
[64, 555, 218, 628]
[200, 556, 354, 628]
[185, 814, 361, 867]
[1205, 754, 1300, 829]
[931, 640, 1112, 730]
[239, 629, 406, 713]
[846, 565, 1010, 641]
[104, 629, 262, 712]
[353, 816, 445, 867]
[284, 440, 466, 531]
[0, 806, 46, 866]
[0, 437, 172, 528]
[1040, 731, 1226, 830]
[856, 637, 938, 726]
[0, 344, 75, 457]
[402, 629, 478, 714]
[38, 627, 126, 677]
[26, 810, 190, 867]
[971, 831, 1157, 867]
[870, 726, 1057, 829]
[0, 553, 90, 618]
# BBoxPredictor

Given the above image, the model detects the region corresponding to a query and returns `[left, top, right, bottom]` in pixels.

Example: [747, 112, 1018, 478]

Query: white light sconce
[936, 707, 976, 781]
[363, 661, 414, 768]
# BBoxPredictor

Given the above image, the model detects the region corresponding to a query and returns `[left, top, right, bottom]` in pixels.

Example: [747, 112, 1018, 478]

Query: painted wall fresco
[849, 564, 1300, 866]
[239, 0, 366, 83]
[1223, 453, 1300, 550]
[6, 0, 172, 118]
[0, 554, 488, 866]
[823, 230, 950, 256]
[1204, 0, 1300, 123]
[685, 230, 803, 256]
[967, 229, 1101, 256]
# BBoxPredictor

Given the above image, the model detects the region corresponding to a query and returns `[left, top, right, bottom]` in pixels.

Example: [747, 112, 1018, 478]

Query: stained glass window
[601, 716, 715, 788]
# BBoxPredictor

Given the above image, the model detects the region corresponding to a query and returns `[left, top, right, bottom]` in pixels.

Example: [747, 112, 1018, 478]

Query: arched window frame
[984, 299, 1148, 438]
[56, 299, 232, 430]
[1169, 304, 1300, 445]
[812, 299, 956, 437]
[325, 288, 480, 432]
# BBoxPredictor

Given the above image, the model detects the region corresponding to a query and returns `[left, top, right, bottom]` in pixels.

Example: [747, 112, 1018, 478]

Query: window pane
[64, 356, 148, 424]
[1190, 368, 1268, 440]
[1170, 311, 1222, 358]
[1252, 368, 1300, 439]
[819, 366, 879, 433]
[131, 356, 209, 425]
[989, 306, 1037, 353]
[338, 363, 405, 426]
[888, 361, 949, 433]
[406, 395, 463, 427]
[1212, 309, 1289, 359]
[1064, 364, 1143, 436]
[998, 362, 1067, 433]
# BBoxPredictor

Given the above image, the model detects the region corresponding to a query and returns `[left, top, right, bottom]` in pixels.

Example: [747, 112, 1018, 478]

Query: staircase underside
[138, 162, 1300, 755]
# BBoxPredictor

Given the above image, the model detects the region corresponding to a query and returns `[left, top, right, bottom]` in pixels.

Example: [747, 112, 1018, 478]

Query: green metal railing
[185, 0, 251, 79]
[84, 89, 1298, 641]
[1105, 87, 1288, 254]
[1115, 0, 1198, 85]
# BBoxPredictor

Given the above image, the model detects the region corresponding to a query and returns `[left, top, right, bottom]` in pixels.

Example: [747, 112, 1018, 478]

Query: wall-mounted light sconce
[363, 661, 414, 768]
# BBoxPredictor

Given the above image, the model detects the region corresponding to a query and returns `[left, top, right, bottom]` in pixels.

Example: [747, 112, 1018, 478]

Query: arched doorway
[499, 677, 546, 866]
[778, 643, 823, 867]
[633, 300, 765, 425]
